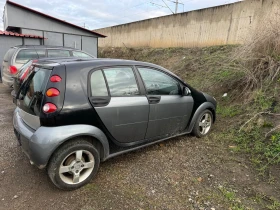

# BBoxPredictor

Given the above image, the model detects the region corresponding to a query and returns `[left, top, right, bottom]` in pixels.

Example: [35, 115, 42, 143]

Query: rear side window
[22, 68, 51, 115]
[73, 51, 92, 58]
[15, 49, 46, 64]
[3, 48, 16, 62]
[48, 50, 71, 57]
[103, 67, 139, 96]
[90, 70, 108, 96]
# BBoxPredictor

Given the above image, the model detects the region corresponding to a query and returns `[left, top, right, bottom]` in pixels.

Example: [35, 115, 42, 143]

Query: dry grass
[232, 11, 280, 93]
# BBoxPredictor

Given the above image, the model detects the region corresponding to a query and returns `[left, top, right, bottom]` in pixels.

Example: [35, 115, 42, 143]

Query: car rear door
[88, 66, 149, 144]
[137, 66, 194, 140]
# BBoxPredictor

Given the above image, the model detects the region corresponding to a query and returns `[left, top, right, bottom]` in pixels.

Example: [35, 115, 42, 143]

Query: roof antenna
[122, 42, 137, 61]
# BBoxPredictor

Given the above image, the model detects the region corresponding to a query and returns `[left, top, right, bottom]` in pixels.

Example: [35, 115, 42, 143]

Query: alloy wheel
[59, 150, 95, 185]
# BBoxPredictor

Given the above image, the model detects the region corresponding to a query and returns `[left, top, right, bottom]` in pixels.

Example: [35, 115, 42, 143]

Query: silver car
[1, 45, 94, 87]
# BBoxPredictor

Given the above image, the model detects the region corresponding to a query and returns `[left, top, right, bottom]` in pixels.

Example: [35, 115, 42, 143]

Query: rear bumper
[13, 108, 50, 169]
[13, 108, 110, 168]
[2, 73, 13, 87]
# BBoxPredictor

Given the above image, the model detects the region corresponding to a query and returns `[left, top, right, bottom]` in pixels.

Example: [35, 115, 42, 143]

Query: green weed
[234, 128, 280, 169]
[217, 105, 242, 118]
[253, 90, 274, 111]
[267, 199, 280, 210]
[218, 186, 247, 210]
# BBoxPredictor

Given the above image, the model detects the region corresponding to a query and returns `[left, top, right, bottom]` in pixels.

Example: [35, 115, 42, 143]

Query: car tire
[192, 109, 213, 138]
[47, 139, 100, 190]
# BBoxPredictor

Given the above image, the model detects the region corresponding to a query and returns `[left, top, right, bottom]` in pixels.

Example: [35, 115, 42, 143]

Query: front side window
[15, 49, 46, 64]
[103, 67, 139, 96]
[48, 50, 71, 58]
[90, 70, 108, 97]
[138, 67, 180, 95]
[73, 51, 93, 58]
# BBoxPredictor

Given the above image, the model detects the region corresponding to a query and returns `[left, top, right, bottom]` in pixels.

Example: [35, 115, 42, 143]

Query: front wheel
[47, 139, 100, 190]
[192, 109, 213, 138]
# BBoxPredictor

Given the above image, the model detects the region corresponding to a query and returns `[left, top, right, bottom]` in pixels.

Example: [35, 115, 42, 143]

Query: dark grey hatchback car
[13, 58, 217, 190]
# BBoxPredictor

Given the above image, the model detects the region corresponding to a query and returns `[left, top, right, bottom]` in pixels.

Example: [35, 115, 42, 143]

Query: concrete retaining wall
[94, 0, 278, 48]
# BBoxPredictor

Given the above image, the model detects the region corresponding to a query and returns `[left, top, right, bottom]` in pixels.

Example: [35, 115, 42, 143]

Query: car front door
[89, 66, 149, 144]
[137, 67, 194, 140]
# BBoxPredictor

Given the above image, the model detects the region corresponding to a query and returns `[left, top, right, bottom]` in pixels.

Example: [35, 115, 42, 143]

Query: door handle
[148, 96, 161, 104]
[90, 97, 110, 107]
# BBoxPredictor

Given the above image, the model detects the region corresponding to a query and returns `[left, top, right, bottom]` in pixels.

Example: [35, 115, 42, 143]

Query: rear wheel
[47, 139, 100, 190]
[192, 109, 213, 138]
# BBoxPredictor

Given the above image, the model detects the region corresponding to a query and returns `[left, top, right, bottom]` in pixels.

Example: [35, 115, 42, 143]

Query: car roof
[33, 58, 182, 82]
[35, 58, 159, 67]
[36, 57, 95, 63]
[13, 45, 77, 50]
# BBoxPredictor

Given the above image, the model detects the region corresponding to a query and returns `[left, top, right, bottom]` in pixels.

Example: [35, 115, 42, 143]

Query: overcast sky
[0, 0, 240, 31]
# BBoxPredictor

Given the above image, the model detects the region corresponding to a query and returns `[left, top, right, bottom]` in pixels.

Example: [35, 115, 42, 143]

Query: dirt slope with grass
[97, 45, 280, 209]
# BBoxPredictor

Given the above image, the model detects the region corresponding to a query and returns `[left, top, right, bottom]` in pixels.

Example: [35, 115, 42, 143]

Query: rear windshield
[3, 48, 16, 62]
[20, 68, 51, 115]
[15, 49, 46, 64]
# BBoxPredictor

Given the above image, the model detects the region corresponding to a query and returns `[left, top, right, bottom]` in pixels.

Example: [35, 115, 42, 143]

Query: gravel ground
[0, 83, 279, 210]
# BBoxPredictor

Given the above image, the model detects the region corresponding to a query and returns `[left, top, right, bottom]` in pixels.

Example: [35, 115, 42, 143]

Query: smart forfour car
[13, 58, 217, 190]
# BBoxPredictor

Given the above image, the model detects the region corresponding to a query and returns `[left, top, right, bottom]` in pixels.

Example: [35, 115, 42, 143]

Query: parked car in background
[11, 57, 95, 102]
[1, 45, 94, 87]
[13, 58, 217, 190]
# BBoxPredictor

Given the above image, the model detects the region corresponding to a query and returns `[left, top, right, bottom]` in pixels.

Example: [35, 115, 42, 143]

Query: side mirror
[182, 87, 191, 96]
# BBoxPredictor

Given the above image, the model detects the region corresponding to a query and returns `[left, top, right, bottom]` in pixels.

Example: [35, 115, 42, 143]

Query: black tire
[47, 139, 100, 190]
[192, 109, 213, 138]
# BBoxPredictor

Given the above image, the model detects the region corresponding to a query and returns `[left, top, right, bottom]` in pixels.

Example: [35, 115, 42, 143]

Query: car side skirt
[105, 130, 191, 161]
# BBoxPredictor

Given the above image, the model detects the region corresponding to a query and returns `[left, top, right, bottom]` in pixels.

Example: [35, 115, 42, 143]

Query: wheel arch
[29, 125, 110, 169]
[47, 134, 108, 166]
[187, 102, 216, 132]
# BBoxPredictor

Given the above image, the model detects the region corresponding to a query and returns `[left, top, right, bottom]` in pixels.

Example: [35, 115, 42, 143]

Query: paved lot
[0, 83, 279, 210]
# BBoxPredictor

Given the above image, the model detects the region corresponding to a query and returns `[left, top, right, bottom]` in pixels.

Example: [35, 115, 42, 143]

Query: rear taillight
[43, 103, 57, 113]
[46, 88, 60, 97]
[9, 66, 17, 74]
[50, 75, 62, 82]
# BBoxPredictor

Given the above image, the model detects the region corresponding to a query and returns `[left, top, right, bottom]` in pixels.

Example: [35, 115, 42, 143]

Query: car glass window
[18, 60, 33, 77]
[15, 49, 45, 64]
[103, 67, 139, 96]
[138, 67, 180, 95]
[90, 70, 108, 96]
[73, 51, 92, 58]
[3, 48, 16, 62]
[22, 68, 51, 115]
[48, 50, 71, 57]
